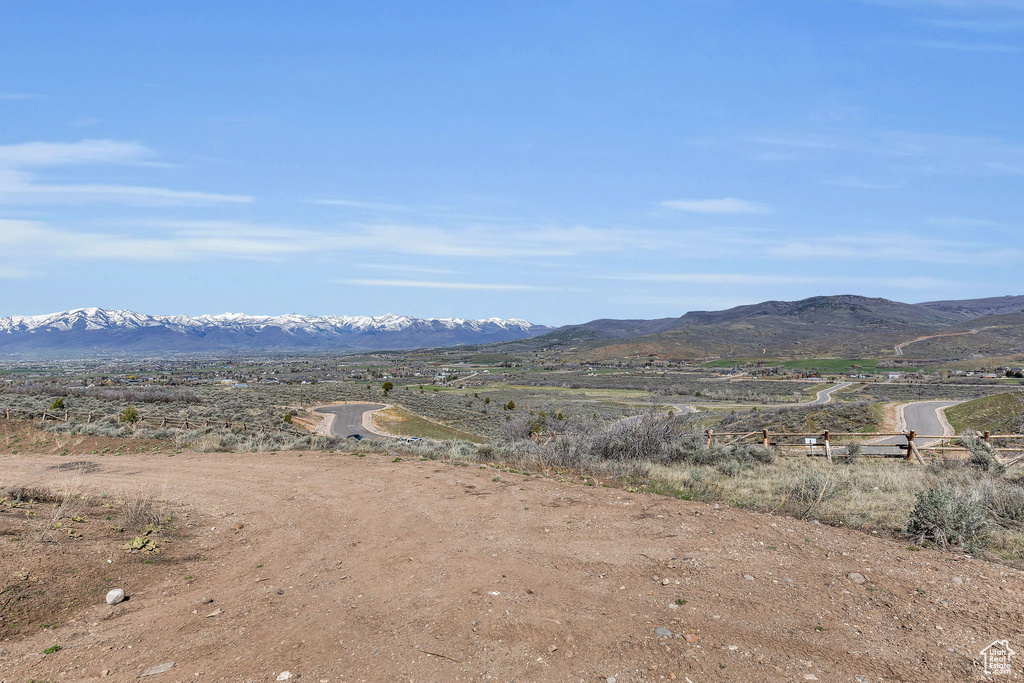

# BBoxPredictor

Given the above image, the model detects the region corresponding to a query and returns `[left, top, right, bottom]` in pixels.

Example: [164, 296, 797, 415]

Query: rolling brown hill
[502, 294, 1024, 360]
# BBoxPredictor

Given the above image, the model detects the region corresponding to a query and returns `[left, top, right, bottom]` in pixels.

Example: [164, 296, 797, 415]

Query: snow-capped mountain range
[0, 308, 552, 356]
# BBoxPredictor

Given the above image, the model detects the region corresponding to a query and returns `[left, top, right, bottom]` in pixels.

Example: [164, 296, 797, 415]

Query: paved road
[314, 403, 386, 439]
[866, 400, 961, 455]
[809, 382, 853, 405]
[673, 381, 854, 414]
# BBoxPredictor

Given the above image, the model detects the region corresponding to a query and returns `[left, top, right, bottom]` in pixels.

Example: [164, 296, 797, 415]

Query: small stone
[606, 678, 617, 683]
[743, 574, 754, 581]
[661, 578, 671, 586]
[548, 645, 558, 652]
[655, 627, 672, 638]
[782, 577, 794, 584]
[139, 662, 175, 677]
[684, 633, 699, 643]
[105, 588, 125, 605]
[804, 675, 819, 681]
[848, 572, 866, 585]
[202, 597, 214, 604]
[206, 608, 224, 617]
[276, 672, 294, 681]
[951, 577, 963, 585]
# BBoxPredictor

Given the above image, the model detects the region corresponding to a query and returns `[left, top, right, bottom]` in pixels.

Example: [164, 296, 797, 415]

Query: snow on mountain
[0, 308, 551, 355]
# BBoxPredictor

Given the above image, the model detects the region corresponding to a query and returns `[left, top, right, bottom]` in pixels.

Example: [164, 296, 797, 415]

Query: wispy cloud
[0, 139, 149, 167]
[597, 272, 954, 289]
[313, 198, 416, 212]
[913, 39, 1020, 52]
[334, 279, 560, 291]
[0, 169, 252, 206]
[0, 93, 43, 100]
[609, 294, 753, 310]
[597, 273, 814, 286]
[766, 233, 1021, 265]
[750, 130, 1024, 177]
[0, 218, 298, 261]
[824, 176, 907, 189]
[0, 265, 33, 279]
[924, 17, 1024, 31]
[0, 140, 252, 206]
[864, 0, 1024, 9]
[354, 263, 461, 275]
[332, 223, 652, 258]
[927, 216, 1004, 227]
[0, 217, 659, 265]
[661, 197, 772, 214]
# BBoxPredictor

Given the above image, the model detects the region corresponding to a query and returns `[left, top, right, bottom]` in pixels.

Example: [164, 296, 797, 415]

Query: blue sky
[2, 0, 1023, 325]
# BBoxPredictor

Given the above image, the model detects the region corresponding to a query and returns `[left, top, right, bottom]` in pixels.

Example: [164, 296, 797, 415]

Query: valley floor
[1, 447, 1022, 682]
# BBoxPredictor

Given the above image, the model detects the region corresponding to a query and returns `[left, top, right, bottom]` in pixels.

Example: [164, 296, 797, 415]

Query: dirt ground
[2, 439, 1024, 682]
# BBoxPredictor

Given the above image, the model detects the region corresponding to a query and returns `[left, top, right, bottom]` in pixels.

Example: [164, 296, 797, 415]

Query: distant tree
[484, 397, 491, 405]
[504, 400, 515, 411]
[283, 412, 293, 423]
[382, 381, 394, 395]
[120, 406, 140, 424]
[49, 398, 65, 411]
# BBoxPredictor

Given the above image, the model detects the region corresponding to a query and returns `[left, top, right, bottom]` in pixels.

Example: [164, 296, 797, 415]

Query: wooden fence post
[762, 429, 770, 447]
[706, 429, 714, 447]
[823, 430, 832, 463]
[905, 430, 926, 465]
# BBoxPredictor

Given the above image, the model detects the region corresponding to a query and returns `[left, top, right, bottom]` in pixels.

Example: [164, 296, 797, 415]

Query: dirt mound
[1, 445, 1021, 682]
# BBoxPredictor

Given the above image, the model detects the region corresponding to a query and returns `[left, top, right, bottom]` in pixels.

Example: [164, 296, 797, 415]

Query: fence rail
[705, 428, 1024, 467]
[0, 406, 291, 433]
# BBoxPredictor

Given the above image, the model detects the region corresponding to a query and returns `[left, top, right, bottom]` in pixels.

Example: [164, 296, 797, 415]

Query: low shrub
[786, 470, 843, 510]
[906, 485, 990, 549]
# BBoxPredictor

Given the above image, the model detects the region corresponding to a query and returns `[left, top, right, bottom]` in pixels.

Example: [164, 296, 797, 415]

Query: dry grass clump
[114, 488, 167, 532]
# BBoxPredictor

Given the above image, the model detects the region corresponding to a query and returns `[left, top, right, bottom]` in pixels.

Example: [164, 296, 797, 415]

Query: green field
[946, 392, 1024, 434]
[373, 406, 487, 443]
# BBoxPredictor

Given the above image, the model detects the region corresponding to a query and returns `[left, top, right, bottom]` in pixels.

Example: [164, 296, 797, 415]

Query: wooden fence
[0, 406, 289, 433]
[705, 429, 1024, 468]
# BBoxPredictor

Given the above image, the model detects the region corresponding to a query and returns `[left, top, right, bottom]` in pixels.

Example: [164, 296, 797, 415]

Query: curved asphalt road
[808, 382, 853, 405]
[672, 381, 853, 414]
[867, 400, 961, 455]
[314, 403, 386, 439]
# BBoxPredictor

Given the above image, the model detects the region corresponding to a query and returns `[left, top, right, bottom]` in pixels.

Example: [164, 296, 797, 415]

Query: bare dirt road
[2, 447, 1023, 682]
[894, 330, 978, 356]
